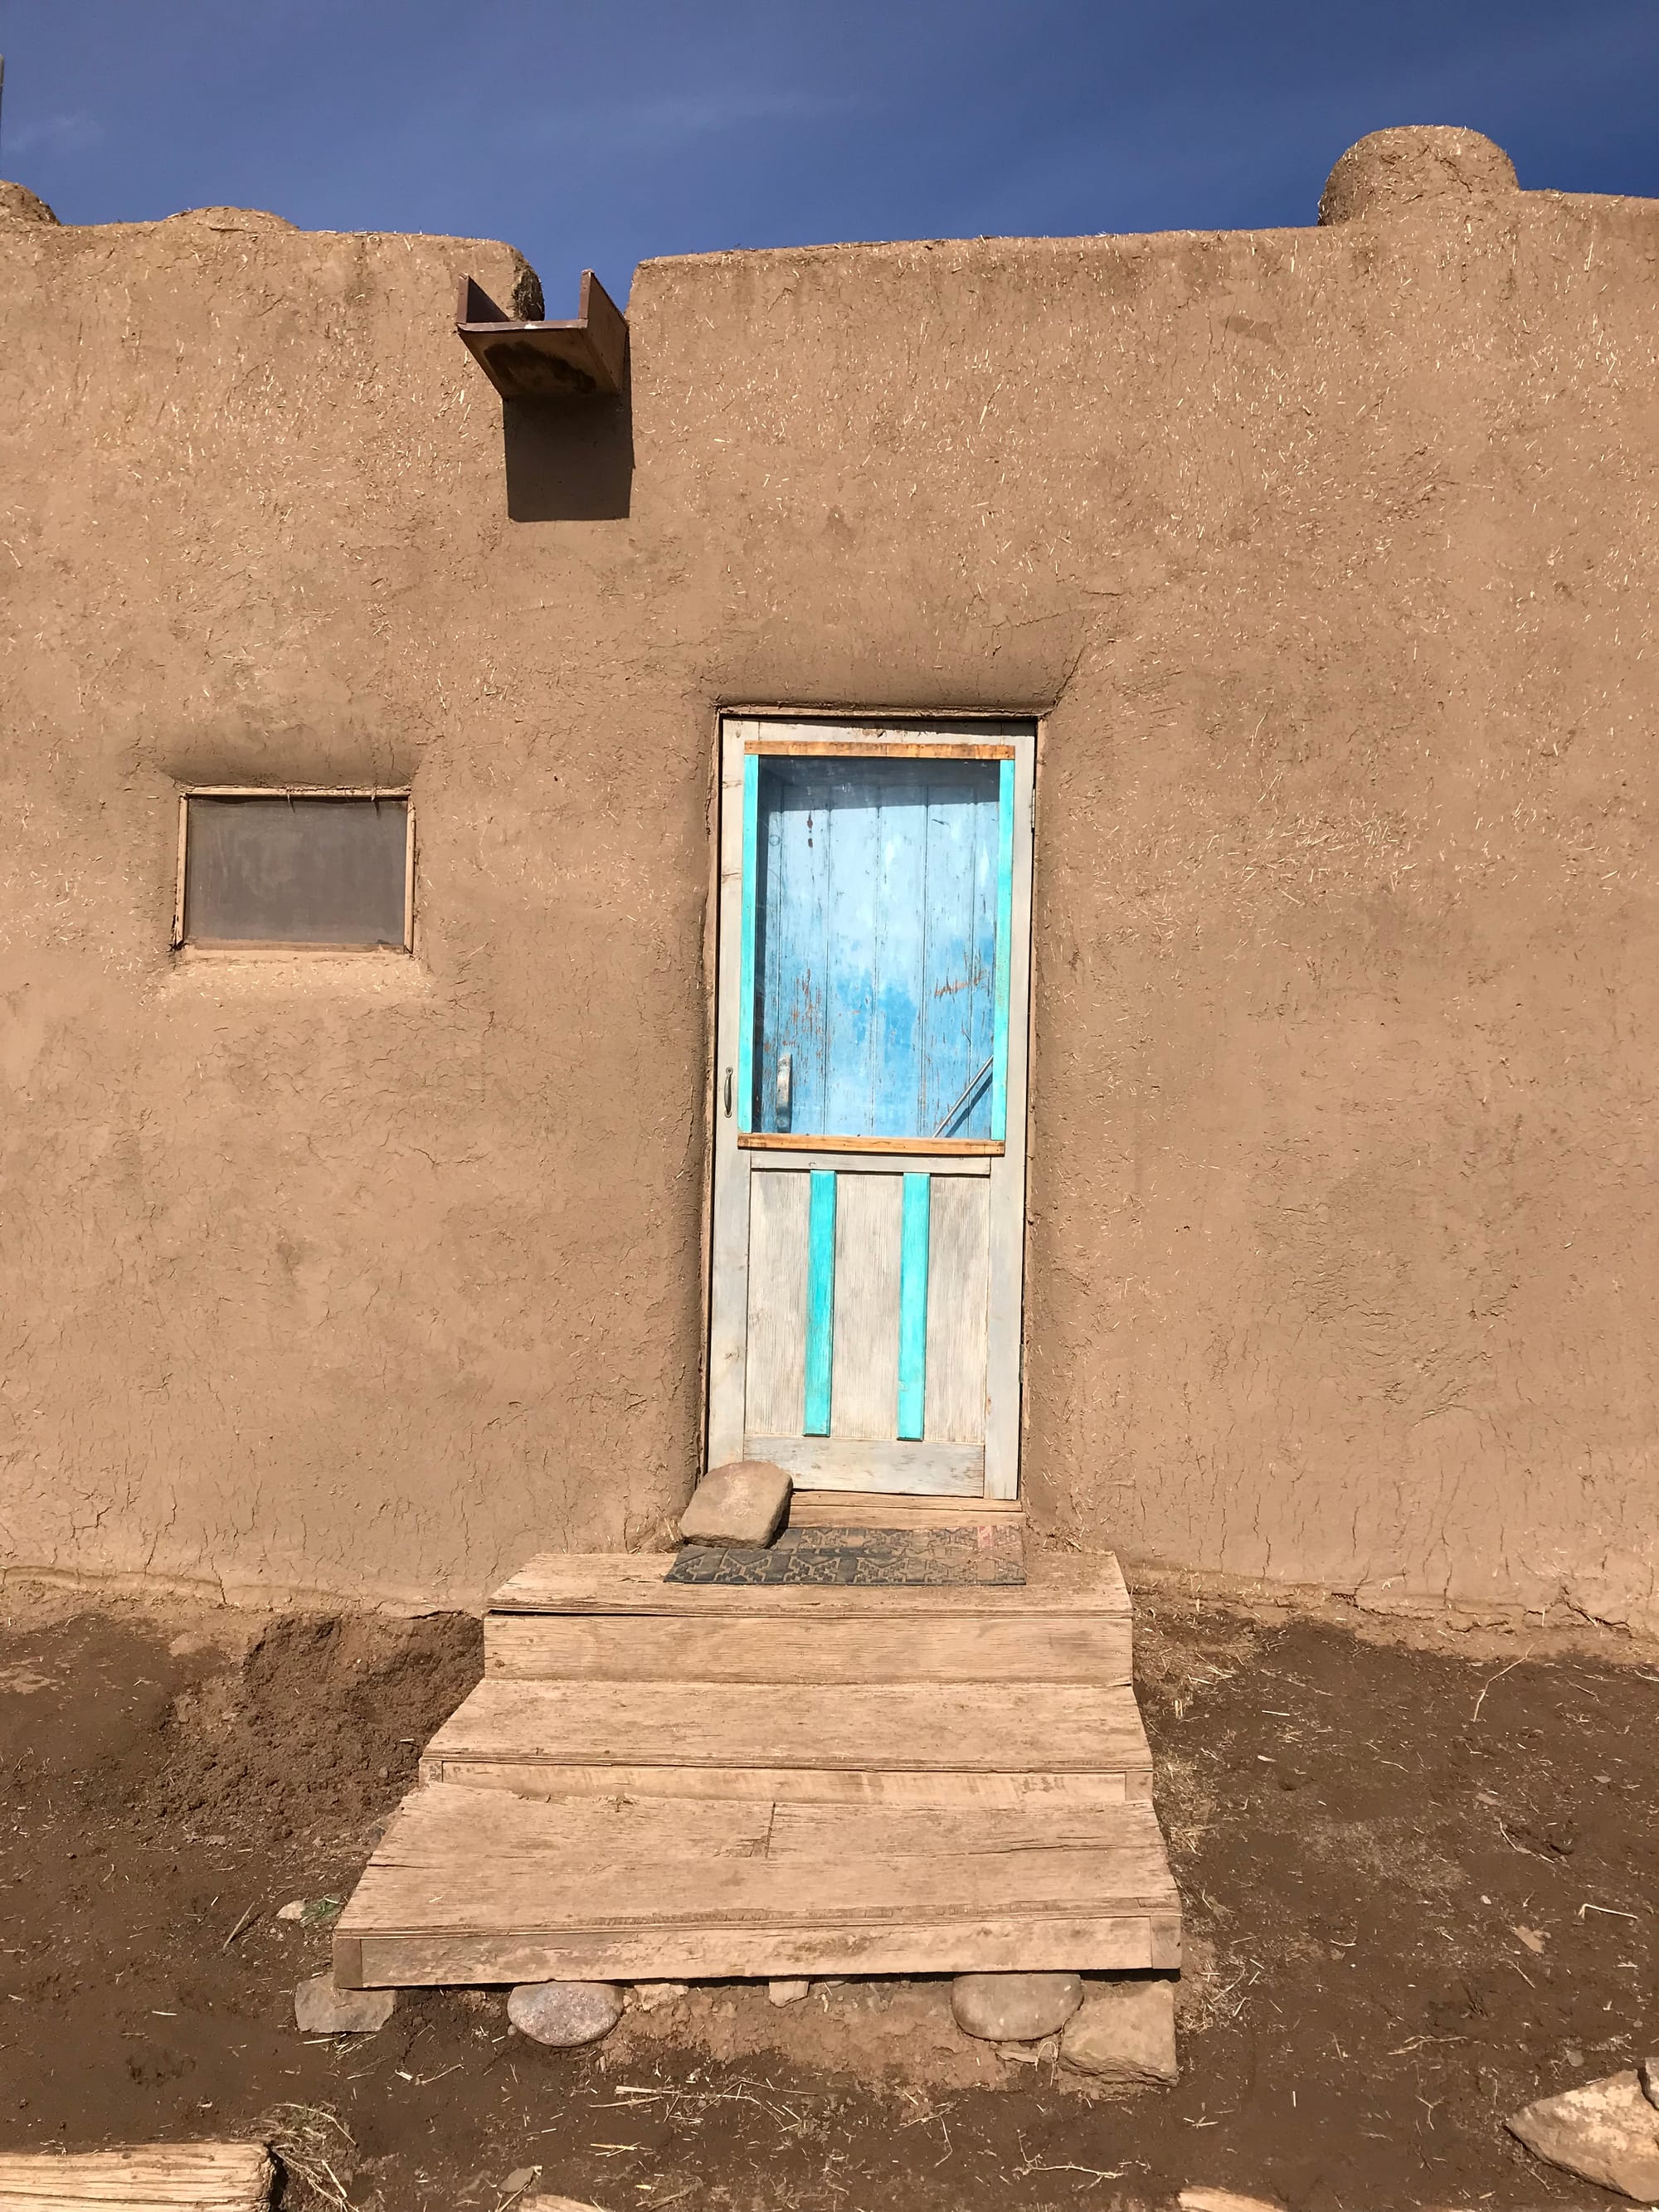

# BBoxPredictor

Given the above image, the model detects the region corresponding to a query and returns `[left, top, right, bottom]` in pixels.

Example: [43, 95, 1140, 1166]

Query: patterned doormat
[665, 1522, 1025, 1587]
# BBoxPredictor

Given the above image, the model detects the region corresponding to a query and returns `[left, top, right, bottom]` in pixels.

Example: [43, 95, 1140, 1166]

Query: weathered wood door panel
[709, 719, 1034, 1498]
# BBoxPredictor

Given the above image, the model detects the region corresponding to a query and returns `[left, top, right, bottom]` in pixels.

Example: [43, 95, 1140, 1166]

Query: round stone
[951, 1971, 1082, 2044]
[1318, 127, 1517, 227]
[508, 1979, 624, 2047]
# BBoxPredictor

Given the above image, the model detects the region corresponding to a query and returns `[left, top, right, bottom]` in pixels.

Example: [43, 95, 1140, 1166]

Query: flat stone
[679, 1460, 791, 1548]
[1507, 2071, 1659, 2200]
[1061, 1978, 1178, 2083]
[951, 1971, 1082, 2044]
[767, 1979, 810, 2006]
[508, 1980, 624, 2048]
[294, 1974, 396, 2035]
[630, 1981, 688, 2013]
[1179, 2194, 1284, 2212]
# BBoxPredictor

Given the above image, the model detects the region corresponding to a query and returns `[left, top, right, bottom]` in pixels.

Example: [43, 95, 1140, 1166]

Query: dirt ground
[1, 1570, 1655, 2212]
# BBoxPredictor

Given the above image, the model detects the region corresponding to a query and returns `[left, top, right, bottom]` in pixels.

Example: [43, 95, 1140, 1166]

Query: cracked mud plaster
[1, 130, 1657, 1622]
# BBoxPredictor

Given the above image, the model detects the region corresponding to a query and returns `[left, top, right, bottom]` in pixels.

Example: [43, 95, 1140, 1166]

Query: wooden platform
[0, 2143, 272, 2210]
[335, 1547, 1180, 1989]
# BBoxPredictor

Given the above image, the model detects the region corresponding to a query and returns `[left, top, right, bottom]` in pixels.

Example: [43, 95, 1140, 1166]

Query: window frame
[173, 785, 416, 954]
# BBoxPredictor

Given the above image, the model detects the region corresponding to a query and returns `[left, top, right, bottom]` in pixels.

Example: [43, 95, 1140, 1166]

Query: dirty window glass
[182, 795, 409, 948]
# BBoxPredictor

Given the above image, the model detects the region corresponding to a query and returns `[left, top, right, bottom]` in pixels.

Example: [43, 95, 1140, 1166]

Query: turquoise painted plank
[990, 759, 1014, 1142]
[896, 1173, 932, 1440]
[737, 755, 759, 1133]
[803, 1169, 838, 1435]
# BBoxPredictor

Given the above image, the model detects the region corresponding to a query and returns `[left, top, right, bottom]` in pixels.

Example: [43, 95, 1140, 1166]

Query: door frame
[703, 710, 1038, 1499]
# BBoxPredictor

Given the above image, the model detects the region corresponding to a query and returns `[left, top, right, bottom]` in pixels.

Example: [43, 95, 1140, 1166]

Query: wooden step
[333, 1781, 1180, 1986]
[421, 1678, 1155, 1801]
[483, 1548, 1132, 1685]
[786, 1490, 1024, 1529]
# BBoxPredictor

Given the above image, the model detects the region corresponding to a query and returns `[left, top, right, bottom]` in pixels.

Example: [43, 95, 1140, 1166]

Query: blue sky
[4, 1, 1657, 306]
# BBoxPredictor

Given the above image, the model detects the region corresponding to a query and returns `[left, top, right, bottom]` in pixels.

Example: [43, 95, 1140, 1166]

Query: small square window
[176, 790, 412, 950]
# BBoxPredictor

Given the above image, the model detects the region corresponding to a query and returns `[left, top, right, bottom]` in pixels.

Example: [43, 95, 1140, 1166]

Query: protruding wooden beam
[455, 270, 627, 401]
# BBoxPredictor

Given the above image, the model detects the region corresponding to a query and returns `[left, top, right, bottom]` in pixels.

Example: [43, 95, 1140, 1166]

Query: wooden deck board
[424, 1679, 1152, 1779]
[420, 1762, 1144, 1806]
[335, 1783, 1177, 1986]
[486, 1549, 1128, 1618]
[484, 1612, 1131, 1685]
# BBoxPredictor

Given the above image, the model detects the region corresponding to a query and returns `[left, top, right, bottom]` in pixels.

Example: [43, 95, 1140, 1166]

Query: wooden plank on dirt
[422, 1679, 1153, 1778]
[419, 1762, 1134, 1806]
[334, 1784, 1174, 1985]
[0, 2144, 273, 2209]
[348, 1913, 1160, 1986]
[484, 1611, 1131, 1685]
[487, 1549, 1127, 1617]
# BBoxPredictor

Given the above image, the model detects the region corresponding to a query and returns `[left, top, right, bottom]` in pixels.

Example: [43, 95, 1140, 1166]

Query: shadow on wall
[503, 393, 633, 522]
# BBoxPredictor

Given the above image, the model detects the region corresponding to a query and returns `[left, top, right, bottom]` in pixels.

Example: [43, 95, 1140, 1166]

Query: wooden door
[708, 718, 1034, 1497]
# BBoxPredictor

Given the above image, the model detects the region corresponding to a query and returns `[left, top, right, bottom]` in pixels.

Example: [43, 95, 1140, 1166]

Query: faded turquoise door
[708, 718, 1034, 1497]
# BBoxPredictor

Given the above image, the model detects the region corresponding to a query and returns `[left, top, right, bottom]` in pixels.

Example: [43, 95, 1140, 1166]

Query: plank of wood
[423, 1679, 1153, 1778]
[767, 1798, 1176, 1885]
[748, 1434, 983, 1492]
[487, 1548, 1127, 1615]
[350, 1913, 1161, 1986]
[484, 1612, 1131, 1685]
[740, 1132, 1001, 1156]
[335, 1783, 1175, 1984]
[757, 1152, 990, 1177]
[829, 1171, 901, 1441]
[923, 1173, 990, 1444]
[785, 1490, 1021, 1528]
[743, 1169, 809, 1437]
[745, 738, 1019, 760]
[802, 1170, 838, 1434]
[420, 1762, 1133, 1806]
[0, 2144, 273, 2209]
[895, 1174, 930, 1440]
[347, 1783, 1171, 1880]
[984, 726, 1035, 1498]
[706, 721, 756, 1465]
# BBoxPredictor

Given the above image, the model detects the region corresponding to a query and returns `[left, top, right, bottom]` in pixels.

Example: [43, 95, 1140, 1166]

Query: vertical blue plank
[803, 1169, 838, 1435]
[896, 1172, 932, 1440]
[737, 754, 759, 1133]
[868, 775, 927, 1138]
[990, 759, 1014, 1142]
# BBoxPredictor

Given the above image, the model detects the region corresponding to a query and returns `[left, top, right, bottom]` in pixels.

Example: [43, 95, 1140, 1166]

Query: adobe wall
[2, 131, 1656, 1629]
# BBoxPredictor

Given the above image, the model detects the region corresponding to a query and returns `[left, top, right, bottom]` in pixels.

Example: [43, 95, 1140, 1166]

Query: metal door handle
[776, 1050, 792, 1130]
[723, 1067, 732, 1117]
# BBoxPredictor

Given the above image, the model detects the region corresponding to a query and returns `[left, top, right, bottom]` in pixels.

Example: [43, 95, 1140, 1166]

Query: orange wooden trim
[739, 1133, 1004, 1157]
[745, 739, 1015, 761]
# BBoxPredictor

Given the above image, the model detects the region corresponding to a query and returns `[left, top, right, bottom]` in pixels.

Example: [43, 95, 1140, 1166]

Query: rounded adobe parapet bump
[0, 181, 60, 226]
[1318, 127, 1518, 225]
[163, 205, 297, 233]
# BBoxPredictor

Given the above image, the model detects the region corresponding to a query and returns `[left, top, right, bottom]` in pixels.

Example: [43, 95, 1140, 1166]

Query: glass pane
[750, 758, 999, 1140]
[183, 796, 408, 946]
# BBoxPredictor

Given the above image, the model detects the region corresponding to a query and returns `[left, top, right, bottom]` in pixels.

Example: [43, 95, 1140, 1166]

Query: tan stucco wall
[2, 133, 1656, 1628]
